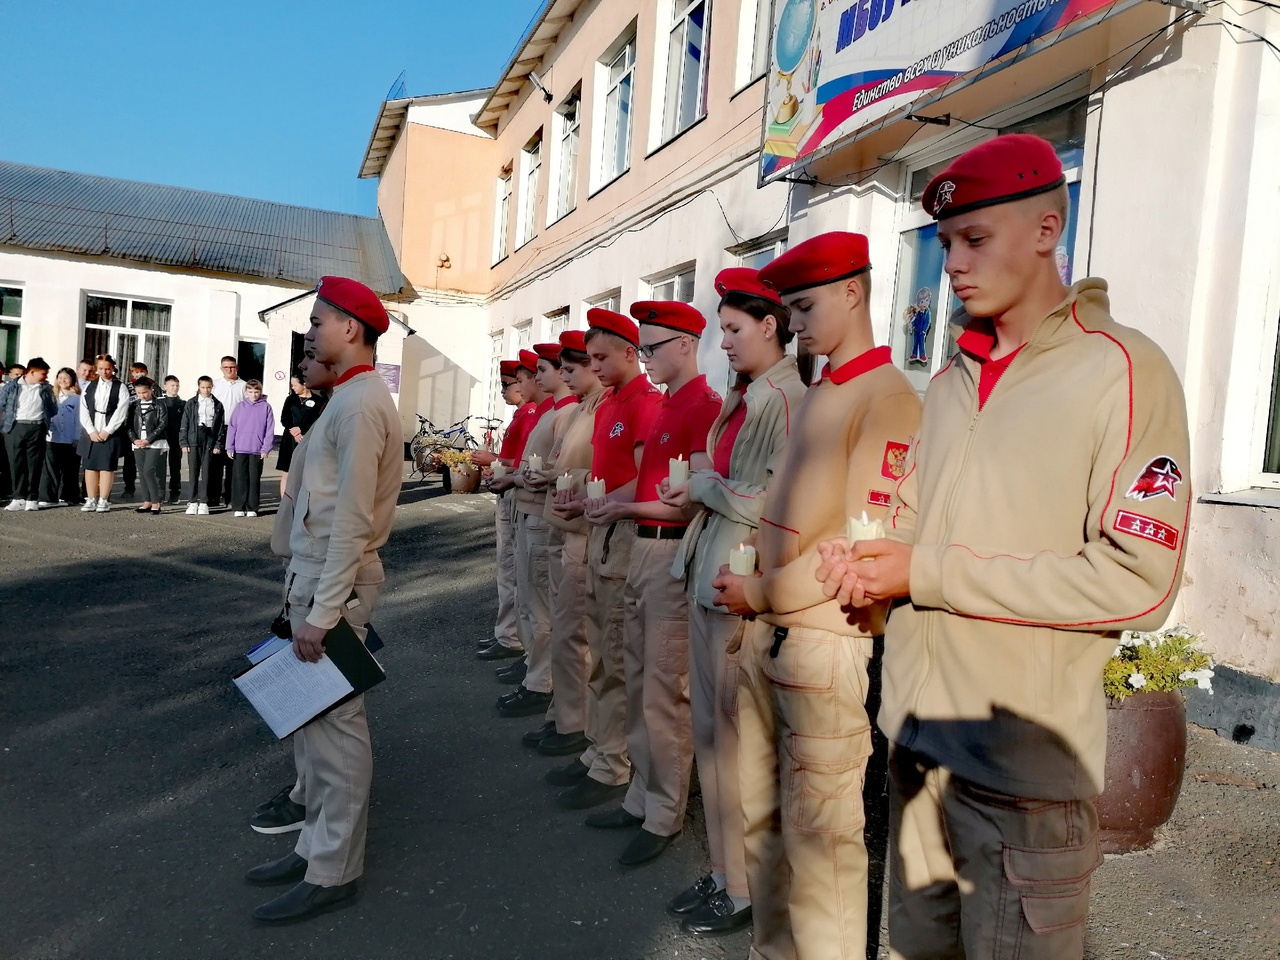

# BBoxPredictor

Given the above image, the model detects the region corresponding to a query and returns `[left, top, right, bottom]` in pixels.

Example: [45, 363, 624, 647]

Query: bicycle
[409, 415, 479, 479]
[475, 417, 504, 453]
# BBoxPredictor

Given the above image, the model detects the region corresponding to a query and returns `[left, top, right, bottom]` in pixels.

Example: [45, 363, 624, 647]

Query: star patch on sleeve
[1115, 509, 1179, 550]
[1125, 456, 1182, 501]
[867, 490, 891, 507]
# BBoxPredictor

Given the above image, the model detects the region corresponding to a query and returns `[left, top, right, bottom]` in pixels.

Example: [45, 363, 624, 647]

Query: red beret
[758, 233, 871, 297]
[517, 349, 539, 373]
[922, 134, 1065, 220]
[499, 360, 520, 379]
[533, 342, 562, 362]
[714, 267, 783, 307]
[587, 307, 640, 346]
[559, 329, 588, 353]
[630, 300, 706, 336]
[316, 275, 390, 334]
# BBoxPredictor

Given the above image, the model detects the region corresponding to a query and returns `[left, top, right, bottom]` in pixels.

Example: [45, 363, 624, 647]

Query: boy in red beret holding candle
[814, 134, 1191, 960]
[548, 308, 662, 811]
[578, 300, 722, 867]
[711, 233, 921, 959]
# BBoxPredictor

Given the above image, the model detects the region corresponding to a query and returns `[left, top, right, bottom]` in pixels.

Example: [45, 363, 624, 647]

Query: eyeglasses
[638, 335, 683, 359]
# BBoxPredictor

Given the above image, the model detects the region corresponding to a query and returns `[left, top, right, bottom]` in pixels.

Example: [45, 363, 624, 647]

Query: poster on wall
[375, 362, 401, 394]
[760, 0, 1135, 183]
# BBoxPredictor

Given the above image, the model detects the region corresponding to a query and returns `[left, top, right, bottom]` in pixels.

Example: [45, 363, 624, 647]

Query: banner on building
[760, 0, 1133, 182]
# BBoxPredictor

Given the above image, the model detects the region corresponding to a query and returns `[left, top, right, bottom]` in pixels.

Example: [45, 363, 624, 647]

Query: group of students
[471, 134, 1192, 960]
[0, 353, 327, 517]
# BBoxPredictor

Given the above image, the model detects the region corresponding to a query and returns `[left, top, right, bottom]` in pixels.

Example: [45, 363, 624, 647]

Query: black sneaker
[251, 795, 306, 834]
[496, 687, 552, 718]
[254, 785, 296, 817]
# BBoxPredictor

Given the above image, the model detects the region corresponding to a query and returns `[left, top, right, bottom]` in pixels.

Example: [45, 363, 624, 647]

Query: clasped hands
[814, 537, 912, 607]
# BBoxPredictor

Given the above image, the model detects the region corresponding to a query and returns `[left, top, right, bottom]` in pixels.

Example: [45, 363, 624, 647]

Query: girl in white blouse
[77, 355, 130, 513]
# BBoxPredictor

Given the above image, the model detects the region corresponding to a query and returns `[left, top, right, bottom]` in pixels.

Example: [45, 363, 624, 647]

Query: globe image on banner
[774, 0, 816, 123]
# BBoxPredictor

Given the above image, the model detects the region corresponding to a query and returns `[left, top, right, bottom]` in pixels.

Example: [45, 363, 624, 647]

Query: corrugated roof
[0, 160, 405, 296]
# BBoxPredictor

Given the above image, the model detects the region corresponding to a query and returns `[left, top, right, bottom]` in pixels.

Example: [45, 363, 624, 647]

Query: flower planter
[449, 465, 481, 494]
[1096, 691, 1187, 853]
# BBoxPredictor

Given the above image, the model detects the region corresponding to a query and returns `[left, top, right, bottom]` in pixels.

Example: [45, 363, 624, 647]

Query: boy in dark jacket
[179, 375, 224, 515]
[224, 379, 275, 517]
[128, 377, 169, 514]
[160, 376, 186, 504]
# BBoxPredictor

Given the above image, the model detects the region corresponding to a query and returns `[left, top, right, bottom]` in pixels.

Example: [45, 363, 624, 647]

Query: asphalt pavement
[1, 473, 1277, 960]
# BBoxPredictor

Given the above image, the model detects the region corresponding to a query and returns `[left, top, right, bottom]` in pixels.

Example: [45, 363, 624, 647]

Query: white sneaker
[56, 500, 68, 507]
[4, 500, 23, 511]
[245, 511, 258, 518]
[81, 499, 97, 512]
[24, 501, 39, 511]
[96, 500, 111, 513]
[185, 502, 199, 515]
[38, 501, 52, 508]
[197, 503, 209, 515]
[234, 511, 246, 518]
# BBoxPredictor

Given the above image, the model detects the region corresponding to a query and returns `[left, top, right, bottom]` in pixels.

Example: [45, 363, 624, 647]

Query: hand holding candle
[526, 454, 543, 472]
[556, 473, 573, 493]
[491, 462, 507, 479]
[728, 543, 757, 576]
[585, 477, 606, 499]
[668, 454, 689, 488]
[846, 510, 885, 547]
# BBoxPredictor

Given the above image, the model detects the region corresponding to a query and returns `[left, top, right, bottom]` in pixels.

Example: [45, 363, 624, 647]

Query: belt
[635, 524, 688, 540]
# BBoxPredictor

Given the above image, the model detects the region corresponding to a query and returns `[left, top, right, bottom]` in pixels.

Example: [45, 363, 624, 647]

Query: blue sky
[0, 1, 542, 215]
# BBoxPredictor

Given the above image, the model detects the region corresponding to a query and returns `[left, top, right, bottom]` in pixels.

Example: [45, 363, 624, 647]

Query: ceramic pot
[449, 465, 480, 494]
[1096, 691, 1187, 853]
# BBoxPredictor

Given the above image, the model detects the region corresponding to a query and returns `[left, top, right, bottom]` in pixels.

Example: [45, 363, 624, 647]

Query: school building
[362, 0, 1280, 745]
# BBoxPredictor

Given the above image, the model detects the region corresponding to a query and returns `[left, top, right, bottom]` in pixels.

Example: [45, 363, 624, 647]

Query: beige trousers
[285, 565, 382, 887]
[689, 604, 748, 898]
[581, 520, 634, 786]
[620, 535, 693, 836]
[888, 747, 1101, 960]
[739, 620, 874, 960]
[514, 509, 553, 693]
[493, 493, 522, 650]
[549, 528, 592, 734]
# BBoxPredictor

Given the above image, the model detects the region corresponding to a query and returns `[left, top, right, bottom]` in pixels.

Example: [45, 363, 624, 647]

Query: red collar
[819, 346, 892, 385]
[613, 373, 653, 402]
[334, 364, 375, 386]
[535, 397, 554, 415]
[957, 322, 1024, 366]
[554, 395, 579, 409]
[666, 374, 711, 402]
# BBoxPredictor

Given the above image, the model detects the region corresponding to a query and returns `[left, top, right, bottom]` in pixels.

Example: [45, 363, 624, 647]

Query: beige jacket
[881, 280, 1191, 800]
[283, 370, 402, 630]
[514, 397, 576, 516]
[544, 388, 607, 534]
[742, 353, 922, 634]
[672, 355, 808, 610]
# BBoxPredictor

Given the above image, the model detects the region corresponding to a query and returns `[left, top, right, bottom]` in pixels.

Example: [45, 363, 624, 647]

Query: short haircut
[221, 355, 238, 365]
[131, 361, 148, 372]
[718, 292, 795, 347]
[245, 379, 263, 390]
[133, 376, 155, 389]
[538, 355, 563, 370]
[515, 367, 535, 381]
[163, 374, 178, 384]
[8, 363, 26, 373]
[361, 322, 381, 346]
[24, 356, 50, 372]
[560, 348, 591, 366]
[583, 327, 633, 351]
[198, 375, 213, 385]
[79, 358, 95, 368]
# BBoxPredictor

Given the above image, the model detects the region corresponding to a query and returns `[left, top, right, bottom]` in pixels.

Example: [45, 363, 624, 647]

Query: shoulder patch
[882, 441, 910, 481]
[1125, 456, 1182, 502]
[1115, 509, 1179, 550]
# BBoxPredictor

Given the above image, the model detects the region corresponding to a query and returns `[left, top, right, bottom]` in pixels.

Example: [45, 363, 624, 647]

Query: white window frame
[493, 168, 513, 264]
[0, 283, 24, 369]
[489, 332, 505, 420]
[735, 0, 773, 89]
[82, 292, 174, 379]
[550, 92, 581, 225]
[517, 134, 542, 249]
[647, 265, 697, 303]
[594, 32, 636, 192]
[661, 0, 712, 144]
[736, 233, 787, 269]
[586, 289, 622, 315]
[513, 320, 534, 350]
[546, 307, 572, 338]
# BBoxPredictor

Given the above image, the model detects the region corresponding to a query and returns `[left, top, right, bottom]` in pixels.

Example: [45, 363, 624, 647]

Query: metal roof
[0, 160, 405, 296]
[358, 88, 491, 179]
[473, 0, 586, 132]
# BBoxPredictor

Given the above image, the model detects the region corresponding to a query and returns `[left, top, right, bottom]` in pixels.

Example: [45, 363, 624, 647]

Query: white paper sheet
[246, 634, 291, 665]
[233, 647, 355, 739]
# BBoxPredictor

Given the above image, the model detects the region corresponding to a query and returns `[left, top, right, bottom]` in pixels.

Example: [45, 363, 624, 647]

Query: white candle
[491, 462, 507, 478]
[585, 477, 606, 499]
[846, 510, 886, 544]
[527, 454, 543, 472]
[728, 543, 757, 576]
[668, 454, 689, 488]
[556, 473, 573, 492]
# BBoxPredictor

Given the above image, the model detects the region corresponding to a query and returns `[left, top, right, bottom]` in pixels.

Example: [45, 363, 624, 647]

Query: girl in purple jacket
[225, 380, 275, 517]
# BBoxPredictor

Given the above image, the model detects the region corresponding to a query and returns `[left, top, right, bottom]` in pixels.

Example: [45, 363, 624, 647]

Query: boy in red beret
[246, 276, 403, 923]
[815, 134, 1191, 960]
[712, 233, 921, 959]
[577, 300, 722, 867]
[548, 309, 662, 812]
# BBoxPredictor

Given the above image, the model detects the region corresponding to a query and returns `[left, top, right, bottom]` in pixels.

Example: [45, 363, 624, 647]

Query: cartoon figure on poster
[773, 0, 817, 124]
[1055, 245, 1071, 285]
[904, 287, 933, 365]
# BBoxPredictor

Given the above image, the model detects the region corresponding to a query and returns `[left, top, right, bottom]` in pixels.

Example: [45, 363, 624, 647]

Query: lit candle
[527, 454, 543, 472]
[556, 473, 573, 492]
[491, 462, 507, 478]
[728, 543, 757, 576]
[585, 477, 606, 499]
[846, 510, 886, 545]
[668, 454, 689, 488]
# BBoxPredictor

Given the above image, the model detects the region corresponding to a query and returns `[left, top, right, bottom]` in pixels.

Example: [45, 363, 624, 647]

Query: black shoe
[254, 785, 296, 816]
[545, 758, 591, 786]
[584, 806, 643, 829]
[150, 507, 161, 515]
[538, 730, 590, 757]
[477, 643, 524, 662]
[495, 660, 527, 685]
[245, 852, 308, 886]
[167, 495, 180, 504]
[134, 506, 150, 513]
[681, 891, 753, 937]
[251, 797, 306, 835]
[252, 879, 358, 923]
[619, 828, 677, 867]
[557, 778, 628, 810]
[496, 687, 552, 718]
[667, 874, 720, 917]
[522, 720, 557, 747]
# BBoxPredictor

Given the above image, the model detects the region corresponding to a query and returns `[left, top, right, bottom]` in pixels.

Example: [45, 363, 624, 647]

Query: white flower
[1128, 672, 1148, 689]
[1180, 668, 1214, 692]
[1118, 631, 1143, 649]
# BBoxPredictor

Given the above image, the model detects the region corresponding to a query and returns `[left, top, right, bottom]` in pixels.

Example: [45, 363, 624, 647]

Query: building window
[545, 308, 572, 337]
[0, 286, 22, 368]
[649, 266, 696, 303]
[551, 92, 581, 223]
[663, 1, 711, 142]
[517, 133, 542, 249]
[489, 332, 505, 420]
[749, 0, 772, 80]
[493, 167, 513, 264]
[737, 234, 787, 270]
[237, 340, 266, 383]
[514, 320, 533, 350]
[599, 36, 636, 188]
[82, 294, 172, 378]
[587, 290, 622, 315]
